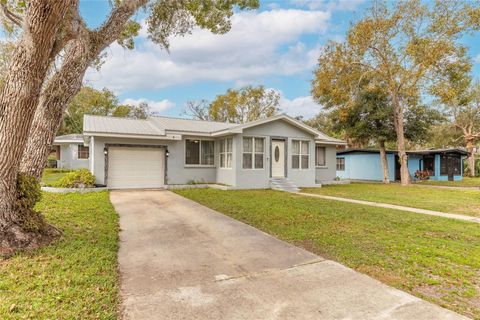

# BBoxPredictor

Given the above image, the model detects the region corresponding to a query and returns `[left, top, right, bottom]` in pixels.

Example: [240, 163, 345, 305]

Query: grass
[0, 191, 119, 319]
[302, 183, 480, 217]
[415, 177, 480, 188]
[175, 188, 480, 319]
[41, 168, 72, 186]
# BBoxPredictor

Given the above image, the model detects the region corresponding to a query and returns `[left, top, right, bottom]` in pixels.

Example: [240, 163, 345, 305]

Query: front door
[271, 140, 285, 178]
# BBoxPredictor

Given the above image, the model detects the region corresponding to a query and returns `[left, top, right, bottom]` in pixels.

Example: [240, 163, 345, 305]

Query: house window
[185, 139, 214, 166]
[219, 137, 233, 168]
[243, 137, 264, 169]
[78, 145, 89, 159]
[316, 146, 326, 167]
[440, 154, 461, 176]
[423, 155, 435, 175]
[336, 157, 345, 171]
[292, 140, 309, 169]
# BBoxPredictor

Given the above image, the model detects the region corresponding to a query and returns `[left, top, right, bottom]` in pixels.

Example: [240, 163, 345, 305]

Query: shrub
[16, 173, 42, 210]
[15, 173, 53, 233]
[414, 170, 431, 180]
[55, 169, 95, 188]
[46, 155, 58, 168]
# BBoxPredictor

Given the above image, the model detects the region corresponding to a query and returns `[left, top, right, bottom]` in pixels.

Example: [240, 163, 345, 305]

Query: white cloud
[85, 9, 330, 92]
[292, 0, 365, 11]
[475, 54, 480, 64]
[278, 94, 323, 119]
[122, 98, 175, 114]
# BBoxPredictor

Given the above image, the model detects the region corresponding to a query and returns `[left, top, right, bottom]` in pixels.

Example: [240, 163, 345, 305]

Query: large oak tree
[0, 0, 258, 255]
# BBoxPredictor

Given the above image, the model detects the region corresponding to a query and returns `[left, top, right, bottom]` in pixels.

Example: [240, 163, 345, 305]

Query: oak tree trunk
[0, 1, 71, 256]
[466, 139, 476, 177]
[20, 0, 147, 181]
[20, 38, 91, 180]
[391, 95, 410, 186]
[379, 140, 390, 184]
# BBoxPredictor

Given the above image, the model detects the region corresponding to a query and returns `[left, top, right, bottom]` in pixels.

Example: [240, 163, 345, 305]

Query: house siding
[57, 144, 89, 170]
[234, 120, 317, 189]
[337, 153, 396, 181]
[407, 155, 422, 175]
[315, 145, 337, 182]
[90, 137, 216, 186]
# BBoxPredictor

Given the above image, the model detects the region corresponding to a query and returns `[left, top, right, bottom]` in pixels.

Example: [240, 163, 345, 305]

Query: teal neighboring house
[336, 148, 468, 182]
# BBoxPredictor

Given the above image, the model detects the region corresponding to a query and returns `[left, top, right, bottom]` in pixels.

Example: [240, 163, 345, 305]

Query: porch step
[270, 177, 300, 193]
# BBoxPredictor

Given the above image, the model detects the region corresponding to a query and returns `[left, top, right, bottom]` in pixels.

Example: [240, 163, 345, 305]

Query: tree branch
[93, 0, 147, 53]
[1, 3, 22, 28]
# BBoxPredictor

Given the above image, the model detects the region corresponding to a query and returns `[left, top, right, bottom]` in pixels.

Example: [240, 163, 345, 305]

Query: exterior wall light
[166, 150, 170, 157]
[104, 148, 108, 155]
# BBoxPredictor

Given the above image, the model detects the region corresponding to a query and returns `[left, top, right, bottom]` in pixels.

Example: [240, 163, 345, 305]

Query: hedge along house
[336, 149, 468, 182]
[82, 114, 346, 190]
[51, 134, 90, 170]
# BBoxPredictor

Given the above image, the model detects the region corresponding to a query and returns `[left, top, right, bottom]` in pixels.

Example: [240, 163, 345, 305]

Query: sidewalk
[299, 192, 480, 224]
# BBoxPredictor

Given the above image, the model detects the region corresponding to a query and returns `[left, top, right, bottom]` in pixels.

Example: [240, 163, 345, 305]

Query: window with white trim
[78, 145, 89, 159]
[243, 137, 264, 169]
[336, 157, 345, 171]
[219, 137, 233, 168]
[185, 139, 214, 165]
[292, 140, 309, 169]
[316, 146, 326, 167]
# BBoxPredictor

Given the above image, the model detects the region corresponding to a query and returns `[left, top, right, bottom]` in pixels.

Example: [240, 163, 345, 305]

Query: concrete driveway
[111, 190, 468, 320]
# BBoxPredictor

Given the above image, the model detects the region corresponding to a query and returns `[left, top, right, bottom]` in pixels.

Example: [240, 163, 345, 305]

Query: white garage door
[108, 147, 165, 189]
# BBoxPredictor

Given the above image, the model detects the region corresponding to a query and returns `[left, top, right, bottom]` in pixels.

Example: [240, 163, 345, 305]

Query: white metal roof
[53, 134, 84, 144]
[83, 115, 165, 136]
[82, 114, 346, 145]
[212, 114, 347, 145]
[150, 116, 236, 133]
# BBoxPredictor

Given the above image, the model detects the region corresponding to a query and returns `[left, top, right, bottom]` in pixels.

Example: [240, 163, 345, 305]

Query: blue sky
[80, 0, 480, 119]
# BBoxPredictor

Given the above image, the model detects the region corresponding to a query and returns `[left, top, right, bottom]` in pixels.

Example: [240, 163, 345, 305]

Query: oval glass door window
[274, 146, 280, 162]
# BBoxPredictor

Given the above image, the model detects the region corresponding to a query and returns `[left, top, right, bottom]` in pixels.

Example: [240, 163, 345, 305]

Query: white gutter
[53, 140, 84, 144]
[83, 132, 182, 140]
[315, 139, 347, 146]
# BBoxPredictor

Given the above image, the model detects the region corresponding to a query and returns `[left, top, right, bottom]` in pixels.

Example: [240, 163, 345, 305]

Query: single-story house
[51, 134, 90, 170]
[336, 148, 468, 182]
[80, 114, 346, 189]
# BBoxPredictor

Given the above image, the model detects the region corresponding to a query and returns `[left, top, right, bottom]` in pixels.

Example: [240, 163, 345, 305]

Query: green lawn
[175, 189, 480, 319]
[0, 191, 119, 319]
[415, 177, 480, 188]
[41, 168, 72, 186]
[302, 183, 480, 217]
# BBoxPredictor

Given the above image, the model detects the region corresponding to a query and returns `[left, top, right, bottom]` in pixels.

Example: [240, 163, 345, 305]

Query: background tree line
[58, 86, 151, 135]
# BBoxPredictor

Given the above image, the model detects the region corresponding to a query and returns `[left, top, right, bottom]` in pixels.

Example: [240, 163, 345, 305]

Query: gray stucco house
[81, 114, 345, 189]
[52, 134, 90, 170]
